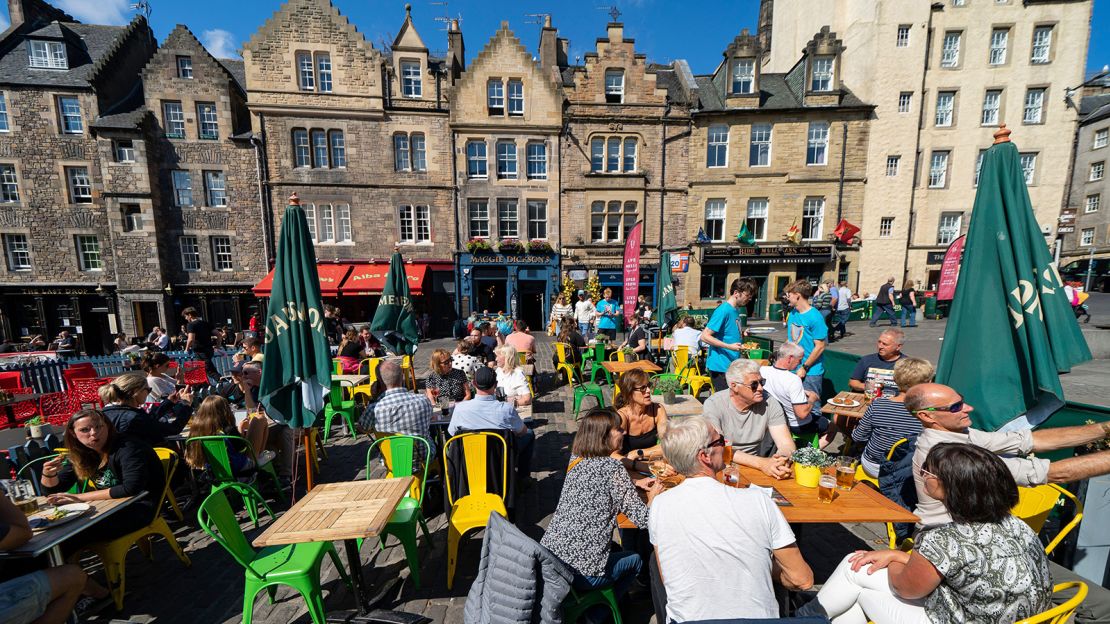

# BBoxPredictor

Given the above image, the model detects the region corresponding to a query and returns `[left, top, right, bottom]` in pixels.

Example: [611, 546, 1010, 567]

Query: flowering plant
[497, 239, 524, 253]
[466, 238, 493, 253]
[527, 240, 554, 253]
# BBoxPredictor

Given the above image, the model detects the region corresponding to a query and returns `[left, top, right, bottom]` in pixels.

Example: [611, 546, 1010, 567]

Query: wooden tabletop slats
[252, 477, 412, 548]
[820, 391, 870, 419]
[602, 361, 663, 375]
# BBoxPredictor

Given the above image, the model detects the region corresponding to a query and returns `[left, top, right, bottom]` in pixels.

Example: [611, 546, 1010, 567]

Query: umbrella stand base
[326, 609, 431, 624]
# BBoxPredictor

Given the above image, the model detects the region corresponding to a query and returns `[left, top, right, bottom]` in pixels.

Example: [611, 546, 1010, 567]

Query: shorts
[0, 570, 52, 624]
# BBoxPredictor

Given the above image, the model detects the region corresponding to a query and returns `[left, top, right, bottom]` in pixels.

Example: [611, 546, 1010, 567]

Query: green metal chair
[572, 368, 606, 419]
[365, 435, 432, 588]
[563, 585, 622, 623]
[197, 485, 351, 624]
[322, 379, 358, 444]
[186, 435, 286, 515]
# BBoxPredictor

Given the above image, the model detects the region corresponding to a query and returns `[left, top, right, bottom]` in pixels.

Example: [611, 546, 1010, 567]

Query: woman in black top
[424, 348, 471, 403]
[99, 372, 192, 447]
[556, 322, 586, 366]
[899, 280, 918, 328]
[337, 329, 362, 373]
[613, 369, 669, 462]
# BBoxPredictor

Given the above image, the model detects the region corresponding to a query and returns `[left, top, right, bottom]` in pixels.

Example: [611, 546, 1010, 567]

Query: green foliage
[654, 377, 683, 394]
[790, 447, 833, 467]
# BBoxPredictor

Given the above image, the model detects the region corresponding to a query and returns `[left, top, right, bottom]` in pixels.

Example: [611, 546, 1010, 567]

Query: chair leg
[418, 513, 432, 542]
[104, 559, 125, 611]
[325, 544, 353, 591]
[322, 410, 335, 444]
[446, 523, 462, 590]
[242, 582, 261, 624]
[573, 391, 583, 418]
[165, 489, 184, 522]
[343, 411, 358, 439]
[260, 463, 287, 505]
[155, 518, 191, 566]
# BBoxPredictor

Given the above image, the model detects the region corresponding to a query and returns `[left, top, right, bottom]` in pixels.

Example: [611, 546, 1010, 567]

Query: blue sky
[1, 0, 1107, 78]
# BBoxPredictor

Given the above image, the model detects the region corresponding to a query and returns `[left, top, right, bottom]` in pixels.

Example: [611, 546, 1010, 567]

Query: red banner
[937, 235, 966, 301]
[622, 221, 643, 325]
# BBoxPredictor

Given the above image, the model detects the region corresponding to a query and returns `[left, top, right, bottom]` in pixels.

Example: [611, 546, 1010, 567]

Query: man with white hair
[762, 342, 833, 448]
[649, 416, 814, 623]
[702, 358, 796, 478]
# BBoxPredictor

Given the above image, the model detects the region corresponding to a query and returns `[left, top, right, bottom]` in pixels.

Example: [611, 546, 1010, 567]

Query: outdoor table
[651, 394, 703, 417]
[0, 494, 146, 565]
[252, 477, 413, 614]
[333, 374, 369, 386]
[0, 392, 44, 428]
[602, 360, 663, 375]
[821, 391, 869, 432]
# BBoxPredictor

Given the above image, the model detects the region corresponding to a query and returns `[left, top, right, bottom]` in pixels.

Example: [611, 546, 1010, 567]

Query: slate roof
[217, 58, 246, 92]
[0, 22, 131, 88]
[1080, 94, 1110, 126]
[91, 108, 148, 130]
[694, 72, 869, 112]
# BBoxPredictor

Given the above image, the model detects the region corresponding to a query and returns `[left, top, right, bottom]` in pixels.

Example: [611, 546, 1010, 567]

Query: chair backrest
[182, 361, 208, 386]
[197, 485, 263, 579]
[367, 434, 431, 503]
[443, 432, 508, 506]
[43, 433, 62, 451]
[1013, 484, 1085, 554]
[6, 444, 28, 470]
[0, 454, 12, 480]
[187, 435, 254, 482]
[1015, 582, 1088, 624]
[609, 350, 628, 363]
[360, 358, 383, 383]
[553, 342, 570, 364]
[329, 379, 350, 409]
[672, 346, 690, 373]
[332, 359, 343, 375]
[886, 437, 909, 461]
[516, 351, 528, 366]
[0, 371, 25, 390]
[152, 447, 179, 517]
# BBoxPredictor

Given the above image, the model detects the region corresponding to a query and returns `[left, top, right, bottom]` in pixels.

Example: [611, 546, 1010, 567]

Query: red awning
[252, 263, 353, 297]
[340, 263, 430, 295]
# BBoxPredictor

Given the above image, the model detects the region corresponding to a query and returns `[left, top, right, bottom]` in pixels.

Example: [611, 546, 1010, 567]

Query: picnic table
[253, 477, 413, 614]
[0, 494, 146, 565]
[602, 360, 662, 375]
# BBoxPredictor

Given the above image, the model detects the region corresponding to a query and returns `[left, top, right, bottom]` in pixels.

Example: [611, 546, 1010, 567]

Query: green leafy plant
[497, 239, 524, 254]
[654, 377, 683, 395]
[790, 447, 833, 468]
[466, 238, 493, 254]
[25, 415, 43, 426]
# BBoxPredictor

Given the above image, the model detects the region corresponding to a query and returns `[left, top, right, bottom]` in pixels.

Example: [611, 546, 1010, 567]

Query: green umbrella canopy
[657, 252, 678, 328]
[936, 126, 1091, 431]
[370, 251, 420, 356]
[258, 194, 333, 428]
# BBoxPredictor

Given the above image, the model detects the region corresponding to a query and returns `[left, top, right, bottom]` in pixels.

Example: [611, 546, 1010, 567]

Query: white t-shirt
[496, 367, 531, 398]
[649, 476, 796, 622]
[760, 365, 809, 427]
[574, 299, 595, 323]
[836, 286, 852, 311]
[672, 326, 703, 352]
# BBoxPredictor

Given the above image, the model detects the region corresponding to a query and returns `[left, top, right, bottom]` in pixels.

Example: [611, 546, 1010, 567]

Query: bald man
[907, 382, 1110, 527]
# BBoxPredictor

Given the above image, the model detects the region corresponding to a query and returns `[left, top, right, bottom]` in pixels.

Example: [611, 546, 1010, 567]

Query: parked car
[1060, 258, 1110, 293]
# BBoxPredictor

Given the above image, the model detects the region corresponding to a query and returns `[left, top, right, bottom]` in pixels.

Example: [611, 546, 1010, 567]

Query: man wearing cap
[574, 290, 595, 340]
[448, 367, 534, 478]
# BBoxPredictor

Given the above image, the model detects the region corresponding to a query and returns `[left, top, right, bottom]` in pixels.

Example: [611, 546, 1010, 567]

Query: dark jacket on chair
[103, 402, 191, 447]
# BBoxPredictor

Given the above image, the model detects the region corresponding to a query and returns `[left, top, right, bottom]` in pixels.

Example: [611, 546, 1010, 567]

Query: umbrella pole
[303, 430, 315, 491]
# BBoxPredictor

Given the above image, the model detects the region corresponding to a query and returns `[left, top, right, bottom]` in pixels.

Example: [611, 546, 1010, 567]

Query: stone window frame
[731, 58, 756, 95]
[806, 122, 829, 166]
[210, 235, 234, 271]
[400, 59, 422, 98]
[928, 150, 951, 188]
[1089, 161, 1104, 182]
[28, 40, 67, 69]
[1030, 24, 1055, 65]
[809, 56, 835, 92]
[749, 123, 772, 167]
[507, 79, 525, 116]
[940, 30, 962, 69]
[296, 51, 315, 91]
[74, 234, 102, 271]
[879, 217, 895, 238]
[527, 199, 548, 240]
[589, 134, 639, 174]
[1080, 228, 1094, 247]
[896, 25, 911, 48]
[497, 198, 519, 239]
[171, 169, 193, 207]
[393, 132, 426, 172]
[1084, 193, 1100, 214]
[203, 170, 228, 207]
[590, 199, 639, 244]
[801, 196, 825, 241]
[988, 26, 1010, 66]
[604, 69, 625, 104]
[315, 52, 333, 93]
[703, 198, 726, 242]
[292, 128, 310, 168]
[1094, 128, 1108, 150]
[398, 204, 432, 244]
[886, 155, 900, 177]
[1019, 152, 1037, 186]
[937, 212, 963, 245]
[113, 139, 136, 163]
[63, 165, 93, 204]
[468, 198, 490, 238]
[934, 90, 957, 128]
[162, 100, 185, 139]
[2, 232, 31, 272]
[1022, 86, 1047, 125]
[496, 140, 518, 180]
[487, 79, 505, 115]
[0, 163, 21, 203]
[746, 198, 768, 241]
[706, 124, 729, 168]
[56, 95, 83, 135]
[120, 203, 143, 233]
[981, 88, 1003, 126]
[898, 92, 913, 114]
[700, 265, 728, 300]
[329, 130, 347, 168]
[179, 235, 201, 271]
[526, 142, 547, 180]
[0, 91, 10, 133]
[196, 102, 219, 140]
[176, 56, 193, 79]
[466, 140, 488, 179]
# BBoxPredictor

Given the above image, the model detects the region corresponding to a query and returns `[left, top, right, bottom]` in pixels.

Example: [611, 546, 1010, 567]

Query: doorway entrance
[132, 301, 160, 341]
[743, 266, 770, 320]
[518, 280, 546, 331]
[475, 280, 507, 315]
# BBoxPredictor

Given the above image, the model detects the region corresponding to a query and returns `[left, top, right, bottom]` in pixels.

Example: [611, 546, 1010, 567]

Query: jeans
[801, 373, 824, 422]
[899, 304, 916, 327]
[869, 304, 897, 327]
[516, 428, 535, 478]
[579, 322, 594, 340]
[797, 555, 928, 624]
[573, 550, 643, 600]
[832, 309, 850, 338]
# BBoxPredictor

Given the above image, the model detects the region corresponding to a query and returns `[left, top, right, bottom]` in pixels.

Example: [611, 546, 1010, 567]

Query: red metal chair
[68, 378, 107, 412]
[38, 392, 71, 427]
[10, 388, 37, 424]
[0, 371, 25, 391]
[62, 364, 97, 389]
[182, 361, 209, 386]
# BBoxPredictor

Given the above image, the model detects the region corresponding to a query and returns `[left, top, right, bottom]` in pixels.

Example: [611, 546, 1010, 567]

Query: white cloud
[56, 0, 131, 25]
[201, 29, 240, 59]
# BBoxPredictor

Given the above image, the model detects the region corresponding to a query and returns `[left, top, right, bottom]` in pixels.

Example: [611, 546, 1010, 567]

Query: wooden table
[0, 494, 145, 565]
[333, 374, 370, 386]
[738, 466, 918, 524]
[253, 477, 413, 614]
[602, 360, 663, 375]
[821, 392, 869, 433]
[651, 394, 703, 417]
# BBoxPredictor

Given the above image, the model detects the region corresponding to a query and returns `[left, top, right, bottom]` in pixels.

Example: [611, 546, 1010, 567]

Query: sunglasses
[920, 400, 965, 414]
[633, 384, 653, 394]
[732, 378, 766, 392]
[706, 434, 727, 449]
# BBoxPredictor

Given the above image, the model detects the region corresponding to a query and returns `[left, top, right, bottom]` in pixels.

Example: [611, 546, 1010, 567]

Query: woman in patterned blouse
[540, 408, 664, 600]
[425, 348, 471, 403]
[799, 443, 1051, 624]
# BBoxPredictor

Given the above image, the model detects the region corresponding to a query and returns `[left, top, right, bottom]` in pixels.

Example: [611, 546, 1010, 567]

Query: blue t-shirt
[595, 299, 621, 330]
[786, 307, 827, 375]
[705, 302, 742, 373]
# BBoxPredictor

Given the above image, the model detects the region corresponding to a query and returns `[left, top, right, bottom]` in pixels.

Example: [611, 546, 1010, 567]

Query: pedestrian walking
[899, 280, 918, 327]
[869, 277, 898, 327]
[832, 280, 853, 341]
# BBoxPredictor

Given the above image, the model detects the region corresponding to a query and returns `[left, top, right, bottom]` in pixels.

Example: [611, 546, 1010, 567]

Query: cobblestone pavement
[89, 334, 890, 624]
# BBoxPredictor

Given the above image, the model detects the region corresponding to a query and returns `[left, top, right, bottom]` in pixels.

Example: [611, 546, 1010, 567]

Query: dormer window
[176, 56, 193, 79]
[401, 61, 421, 98]
[731, 59, 755, 94]
[487, 79, 504, 115]
[810, 56, 834, 92]
[28, 40, 67, 69]
[605, 70, 624, 104]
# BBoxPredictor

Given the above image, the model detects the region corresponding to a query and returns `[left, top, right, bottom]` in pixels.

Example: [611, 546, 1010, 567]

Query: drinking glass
[721, 464, 741, 488]
[818, 475, 837, 503]
[863, 380, 876, 402]
[835, 457, 856, 491]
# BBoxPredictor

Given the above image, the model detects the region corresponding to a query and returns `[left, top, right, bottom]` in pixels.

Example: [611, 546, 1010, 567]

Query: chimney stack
[539, 15, 564, 73]
[7, 0, 26, 29]
[448, 18, 465, 83]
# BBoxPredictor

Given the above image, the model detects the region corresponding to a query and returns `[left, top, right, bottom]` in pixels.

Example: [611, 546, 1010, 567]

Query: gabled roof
[1080, 94, 1110, 126]
[91, 108, 149, 130]
[693, 72, 867, 112]
[26, 22, 67, 39]
[0, 20, 138, 88]
[391, 5, 427, 51]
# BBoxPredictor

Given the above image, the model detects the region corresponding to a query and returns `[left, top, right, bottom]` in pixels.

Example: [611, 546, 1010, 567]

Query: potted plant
[466, 238, 493, 254]
[655, 377, 683, 405]
[26, 415, 45, 439]
[497, 238, 524, 254]
[790, 447, 833, 488]
[527, 240, 554, 254]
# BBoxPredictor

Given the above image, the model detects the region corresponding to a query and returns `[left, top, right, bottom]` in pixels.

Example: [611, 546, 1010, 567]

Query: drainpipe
[250, 133, 272, 266]
[255, 112, 275, 267]
[834, 121, 848, 280]
[659, 101, 670, 257]
[450, 125, 462, 319]
[904, 3, 944, 281]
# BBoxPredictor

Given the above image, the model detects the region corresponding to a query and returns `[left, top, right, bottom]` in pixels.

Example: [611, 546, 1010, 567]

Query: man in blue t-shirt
[700, 278, 758, 391]
[595, 288, 622, 341]
[785, 279, 828, 423]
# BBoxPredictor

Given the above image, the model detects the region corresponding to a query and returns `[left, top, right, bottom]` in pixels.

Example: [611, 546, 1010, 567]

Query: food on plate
[649, 460, 676, 479]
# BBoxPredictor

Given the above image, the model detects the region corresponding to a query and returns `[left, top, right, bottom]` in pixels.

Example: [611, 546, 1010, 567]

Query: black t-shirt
[850, 353, 904, 398]
[628, 326, 648, 358]
[876, 283, 894, 305]
[187, 318, 213, 352]
[339, 342, 362, 358]
[899, 288, 916, 305]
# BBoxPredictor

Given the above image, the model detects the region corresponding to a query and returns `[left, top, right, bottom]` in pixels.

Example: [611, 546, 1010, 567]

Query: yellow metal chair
[1013, 484, 1085, 555]
[349, 357, 383, 405]
[856, 438, 909, 490]
[1015, 582, 1088, 624]
[553, 342, 579, 386]
[516, 351, 535, 395]
[75, 447, 192, 610]
[673, 346, 712, 398]
[444, 432, 508, 590]
[401, 355, 417, 391]
[154, 447, 185, 522]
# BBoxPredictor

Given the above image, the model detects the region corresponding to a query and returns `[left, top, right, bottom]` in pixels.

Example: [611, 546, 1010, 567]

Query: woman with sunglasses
[613, 369, 668, 464]
[541, 408, 663, 604]
[799, 443, 1051, 624]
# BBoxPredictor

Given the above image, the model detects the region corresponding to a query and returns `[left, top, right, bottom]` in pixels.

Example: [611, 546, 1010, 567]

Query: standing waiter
[700, 278, 758, 391]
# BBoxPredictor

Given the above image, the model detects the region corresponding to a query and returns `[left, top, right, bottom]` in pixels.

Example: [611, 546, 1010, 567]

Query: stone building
[764, 0, 1092, 293]
[451, 20, 563, 328]
[138, 24, 263, 335]
[685, 27, 872, 318]
[242, 0, 457, 328]
[1059, 76, 1110, 291]
[555, 20, 694, 311]
[0, 0, 158, 354]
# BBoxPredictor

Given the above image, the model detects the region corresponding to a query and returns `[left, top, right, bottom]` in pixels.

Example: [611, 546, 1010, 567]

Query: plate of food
[648, 461, 686, 488]
[28, 503, 91, 531]
[827, 397, 861, 408]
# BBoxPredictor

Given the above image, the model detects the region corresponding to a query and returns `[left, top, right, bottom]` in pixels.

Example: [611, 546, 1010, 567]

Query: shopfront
[700, 245, 835, 319]
[168, 286, 256, 335]
[457, 252, 561, 331]
[0, 286, 117, 355]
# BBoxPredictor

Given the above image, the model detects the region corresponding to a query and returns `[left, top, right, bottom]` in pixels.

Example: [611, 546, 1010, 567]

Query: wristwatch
[636, 449, 644, 459]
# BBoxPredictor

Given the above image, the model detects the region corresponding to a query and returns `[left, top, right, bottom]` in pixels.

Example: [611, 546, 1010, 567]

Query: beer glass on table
[835, 457, 856, 491]
[818, 474, 837, 503]
[863, 380, 877, 402]
[720, 464, 741, 487]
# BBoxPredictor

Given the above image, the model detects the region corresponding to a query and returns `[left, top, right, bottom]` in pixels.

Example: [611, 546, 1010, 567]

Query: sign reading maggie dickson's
[704, 245, 834, 265]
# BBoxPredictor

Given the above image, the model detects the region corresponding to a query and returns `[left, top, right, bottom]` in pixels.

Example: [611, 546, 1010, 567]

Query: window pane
[1020, 153, 1036, 185]
[163, 101, 184, 137]
[704, 199, 726, 241]
[304, 203, 316, 240]
[337, 204, 352, 242]
[204, 171, 227, 206]
[0, 93, 9, 132]
[180, 236, 200, 271]
[211, 236, 233, 270]
[0, 164, 19, 202]
[172, 170, 192, 206]
[59, 96, 82, 133]
[330, 131, 346, 168]
[981, 90, 1001, 126]
[1031, 26, 1052, 64]
[591, 138, 604, 172]
[941, 32, 960, 67]
[401, 61, 421, 97]
[746, 199, 768, 241]
[527, 142, 547, 179]
[197, 102, 218, 139]
[67, 167, 92, 203]
[1024, 89, 1044, 124]
[498, 199, 518, 239]
[298, 52, 315, 90]
[311, 130, 328, 167]
[935, 92, 954, 127]
[989, 28, 1008, 65]
[319, 204, 333, 242]
[605, 70, 624, 102]
[411, 134, 426, 171]
[707, 125, 728, 168]
[487, 80, 504, 109]
[508, 80, 524, 115]
[469, 200, 489, 238]
[929, 151, 949, 187]
[527, 200, 547, 240]
[497, 141, 517, 179]
[750, 124, 771, 167]
[76, 235, 101, 270]
[606, 138, 620, 172]
[467, 141, 487, 178]
[811, 57, 834, 91]
[4, 234, 30, 271]
[700, 266, 727, 300]
[394, 134, 410, 171]
[807, 122, 828, 165]
[399, 205, 414, 242]
[623, 138, 636, 172]
[802, 198, 824, 240]
[415, 205, 430, 242]
[316, 54, 332, 92]
[732, 59, 754, 94]
[293, 129, 310, 167]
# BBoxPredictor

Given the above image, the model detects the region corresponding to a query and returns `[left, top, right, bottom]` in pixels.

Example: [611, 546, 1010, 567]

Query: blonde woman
[551, 294, 573, 335]
[494, 344, 531, 408]
[99, 371, 192, 446]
